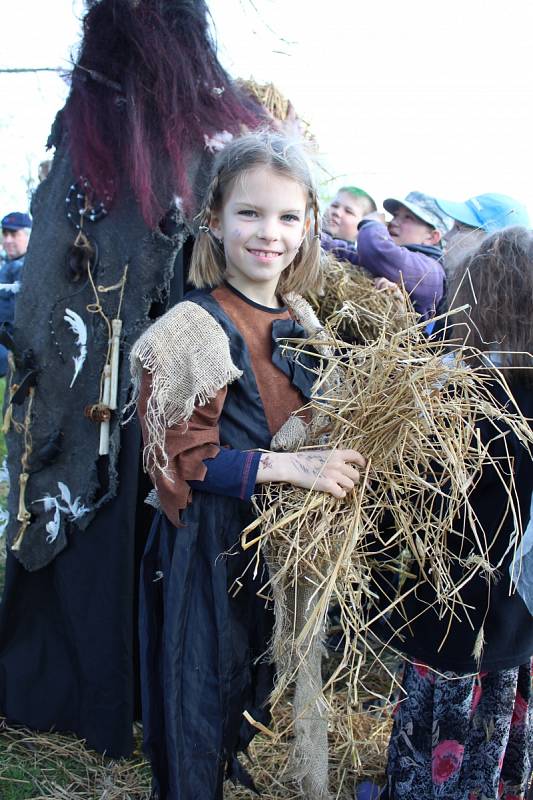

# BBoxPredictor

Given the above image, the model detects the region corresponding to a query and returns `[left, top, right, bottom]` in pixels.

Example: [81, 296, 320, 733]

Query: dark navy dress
[138, 288, 315, 800]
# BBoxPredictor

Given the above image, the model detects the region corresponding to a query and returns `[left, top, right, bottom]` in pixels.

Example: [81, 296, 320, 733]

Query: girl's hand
[256, 449, 367, 498]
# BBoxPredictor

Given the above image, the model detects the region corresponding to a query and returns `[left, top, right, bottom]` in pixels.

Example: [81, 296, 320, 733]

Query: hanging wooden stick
[84, 262, 128, 446]
[99, 365, 112, 455]
[109, 318, 122, 411]
[11, 387, 35, 552]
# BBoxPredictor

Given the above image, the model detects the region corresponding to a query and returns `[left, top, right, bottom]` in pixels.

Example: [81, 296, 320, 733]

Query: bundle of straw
[228, 654, 398, 800]
[238, 79, 290, 123]
[227, 676, 395, 800]
[237, 78, 314, 141]
[309, 257, 413, 343]
[241, 306, 533, 797]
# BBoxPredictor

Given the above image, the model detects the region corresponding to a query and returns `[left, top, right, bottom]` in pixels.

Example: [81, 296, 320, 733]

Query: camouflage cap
[383, 191, 453, 236]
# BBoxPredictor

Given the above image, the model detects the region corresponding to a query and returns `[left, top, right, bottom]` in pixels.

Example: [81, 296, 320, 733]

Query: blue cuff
[240, 451, 262, 500]
[188, 448, 262, 501]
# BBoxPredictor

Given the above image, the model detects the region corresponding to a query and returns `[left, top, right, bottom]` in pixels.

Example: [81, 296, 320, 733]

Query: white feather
[39, 482, 90, 544]
[36, 494, 56, 512]
[64, 308, 88, 387]
[69, 497, 90, 520]
[70, 348, 87, 389]
[57, 481, 72, 506]
[45, 505, 61, 543]
[64, 308, 87, 345]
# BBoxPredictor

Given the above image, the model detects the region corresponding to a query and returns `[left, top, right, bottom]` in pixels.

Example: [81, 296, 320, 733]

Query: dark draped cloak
[0, 117, 209, 756]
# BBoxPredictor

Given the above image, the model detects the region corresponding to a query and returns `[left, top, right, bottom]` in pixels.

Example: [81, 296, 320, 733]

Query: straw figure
[241, 303, 533, 798]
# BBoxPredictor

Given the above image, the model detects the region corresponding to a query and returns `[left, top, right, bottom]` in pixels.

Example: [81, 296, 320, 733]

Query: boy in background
[323, 191, 451, 321]
[321, 186, 377, 247]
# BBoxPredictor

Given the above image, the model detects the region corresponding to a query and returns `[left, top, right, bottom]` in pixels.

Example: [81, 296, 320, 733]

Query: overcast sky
[1, 0, 532, 220]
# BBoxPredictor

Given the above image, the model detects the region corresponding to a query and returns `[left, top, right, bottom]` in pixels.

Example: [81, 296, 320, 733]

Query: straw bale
[246, 311, 533, 637]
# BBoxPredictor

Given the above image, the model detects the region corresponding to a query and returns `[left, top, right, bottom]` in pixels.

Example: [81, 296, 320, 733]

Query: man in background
[0, 212, 31, 375]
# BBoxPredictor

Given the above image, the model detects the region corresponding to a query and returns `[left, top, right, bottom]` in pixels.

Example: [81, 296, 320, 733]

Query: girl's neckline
[222, 281, 288, 314]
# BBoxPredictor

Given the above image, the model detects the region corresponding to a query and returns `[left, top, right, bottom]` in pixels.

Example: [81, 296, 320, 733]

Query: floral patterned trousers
[386, 659, 533, 800]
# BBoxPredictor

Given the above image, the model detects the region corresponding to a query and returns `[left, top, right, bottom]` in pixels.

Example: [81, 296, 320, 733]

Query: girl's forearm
[256, 452, 289, 484]
[256, 449, 366, 498]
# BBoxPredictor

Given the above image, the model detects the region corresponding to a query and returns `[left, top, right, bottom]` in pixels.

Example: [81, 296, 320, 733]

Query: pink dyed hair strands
[63, 0, 267, 228]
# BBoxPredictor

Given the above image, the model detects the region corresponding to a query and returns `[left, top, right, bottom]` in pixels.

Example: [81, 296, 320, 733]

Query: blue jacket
[0, 254, 24, 328]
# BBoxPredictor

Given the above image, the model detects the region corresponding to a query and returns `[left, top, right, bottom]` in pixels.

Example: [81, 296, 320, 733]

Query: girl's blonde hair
[189, 130, 323, 295]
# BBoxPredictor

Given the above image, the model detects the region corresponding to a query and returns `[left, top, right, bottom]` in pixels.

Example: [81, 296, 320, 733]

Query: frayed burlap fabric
[129, 300, 242, 477]
[264, 569, 331, 800]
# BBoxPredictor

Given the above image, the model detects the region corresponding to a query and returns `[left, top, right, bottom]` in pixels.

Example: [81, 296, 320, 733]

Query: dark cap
[1, 212, 32, 231]
[383, 192, 452, 236]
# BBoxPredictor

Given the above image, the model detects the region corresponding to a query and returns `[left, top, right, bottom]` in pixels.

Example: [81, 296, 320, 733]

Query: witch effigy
[0, 0, 267, 758]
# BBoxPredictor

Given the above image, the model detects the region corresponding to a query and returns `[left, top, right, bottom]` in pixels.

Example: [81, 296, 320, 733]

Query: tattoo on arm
[261, 454, 274, 470]
[290, 453, 326, 477]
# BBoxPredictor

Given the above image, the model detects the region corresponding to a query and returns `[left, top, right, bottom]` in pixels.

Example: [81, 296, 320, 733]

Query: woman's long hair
[63, 0, 265, 227]
[447, 226, 533, 383]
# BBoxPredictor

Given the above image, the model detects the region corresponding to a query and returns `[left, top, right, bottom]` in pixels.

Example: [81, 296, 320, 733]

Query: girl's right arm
[256, 449, 366, 498]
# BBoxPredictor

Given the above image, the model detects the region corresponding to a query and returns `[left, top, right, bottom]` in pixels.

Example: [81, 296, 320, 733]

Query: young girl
[378, 227, 533, 800]
[130, 131, 366, 800]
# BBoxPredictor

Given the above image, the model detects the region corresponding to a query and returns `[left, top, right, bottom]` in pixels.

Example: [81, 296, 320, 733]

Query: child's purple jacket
[321, 221, 445, 320]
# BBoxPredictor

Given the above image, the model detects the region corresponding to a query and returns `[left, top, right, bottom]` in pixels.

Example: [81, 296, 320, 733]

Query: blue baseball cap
[434, 193, 530, 234]
[1, 212, 32, 231]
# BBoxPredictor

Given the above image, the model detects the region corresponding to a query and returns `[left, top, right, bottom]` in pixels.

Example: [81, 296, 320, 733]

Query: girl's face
[210, 166, 309, 304]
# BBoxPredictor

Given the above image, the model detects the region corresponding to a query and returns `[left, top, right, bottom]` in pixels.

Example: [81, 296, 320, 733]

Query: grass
[0, 696, 390, 800]
[0, 721, 152, 799]
[0, 648, 393, 799]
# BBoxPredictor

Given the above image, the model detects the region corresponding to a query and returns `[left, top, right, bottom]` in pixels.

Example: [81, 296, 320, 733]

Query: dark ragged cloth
[0, 125, 207, 757]
[3, 130, 201, 571]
